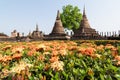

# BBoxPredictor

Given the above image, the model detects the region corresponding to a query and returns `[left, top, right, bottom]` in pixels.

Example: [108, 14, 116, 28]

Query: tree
[60, 4, 82, 32]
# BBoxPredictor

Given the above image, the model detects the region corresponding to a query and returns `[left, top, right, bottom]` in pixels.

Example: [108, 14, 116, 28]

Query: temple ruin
[45, 10, 70, 40]
[29, 24, 44, 40]
[72, 7, 100, 40]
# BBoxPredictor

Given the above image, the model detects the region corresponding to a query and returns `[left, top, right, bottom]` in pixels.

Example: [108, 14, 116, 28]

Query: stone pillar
[17, 32, 20, 37]
[107, 32, 109, 37]
[101, 32, 102, 36]
[109, 32, 111, 37]
[22, 33, 24, 37]
[112, 31, 114, 37]
[104, 32, 106, 37]
[115, 31, 116, 37]
[118, 30, 120, 35]
[100, 32, 101, 36]
[118, 30, 120, 36]
[102, 32, 103, 37]
[99, 32, 101, 36]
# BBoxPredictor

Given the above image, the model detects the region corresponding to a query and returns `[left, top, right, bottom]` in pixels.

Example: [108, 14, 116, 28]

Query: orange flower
[37, 54, 45, 61]
[12, 53, 22, 59]
[0, 54, 3, 62]
[49, 56, 59, 63]
[35, 44, 46, 52]
[41, 76, 46, 80]
[27, 50, 35, 56]
[78, 47, 86, 53]
[2, 68, 10, 77]
[85, 47, 96, 55]
[28, 45, 36, 50]
[96, 45, 104, 51]
[44, 63, 50, 71]
[105, 44, 114, 49]
[45, 46, 52, 52]
[12, 46, 24, 53]
[68, 46, 78, 51]
[51, 50, 59, 56]
[116, 61, 120, 65]
[4, 56, 12, 61]
[67, 41, 77, 46]
[115, 56, 120, 61]
[0, 55, 12, 62]
[2, 45, 12, 51]
[111, 48, 118, 57]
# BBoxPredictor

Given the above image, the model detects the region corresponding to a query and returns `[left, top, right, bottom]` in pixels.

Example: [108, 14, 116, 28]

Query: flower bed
[0, 40, 120, 80]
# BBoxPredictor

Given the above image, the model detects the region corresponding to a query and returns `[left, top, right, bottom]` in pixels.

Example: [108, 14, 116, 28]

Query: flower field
[0, 40, 120, 80]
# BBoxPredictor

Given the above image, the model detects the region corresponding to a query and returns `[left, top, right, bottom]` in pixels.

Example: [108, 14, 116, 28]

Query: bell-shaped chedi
[47, 10, 70, 40]
[73, 6, 99, 39]
[50, 10, 66, 36]
[80, 6, 91, 28]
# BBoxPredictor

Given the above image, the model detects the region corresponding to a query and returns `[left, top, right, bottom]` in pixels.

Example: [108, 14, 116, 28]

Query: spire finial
[83, 5, 86, 15]
[56, 10, 60, 20]
[28, 30, 31, 36]
[36, 23, 39, 31]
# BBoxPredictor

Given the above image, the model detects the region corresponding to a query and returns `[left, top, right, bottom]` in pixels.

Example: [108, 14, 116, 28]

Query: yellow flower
[43, 52, 50, 55]
[95, 54, 101, 58]
[10, 61, 33, 74]
[50, 61, 64, 71]
[105, 44, 114, 49]
[59, 49, 67, 56]
[36, 44, 46, 52]
[88, 68, 94, 76]
[2, 69, 10, 77]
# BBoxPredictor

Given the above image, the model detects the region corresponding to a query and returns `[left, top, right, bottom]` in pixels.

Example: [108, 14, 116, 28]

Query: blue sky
[0, 0, 120, 36]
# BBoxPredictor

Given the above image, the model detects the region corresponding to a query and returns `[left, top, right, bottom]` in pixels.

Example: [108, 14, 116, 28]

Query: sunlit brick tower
[30, 24, 44, 39]
[72, 6, 99, 39]
[47, 10, 70, 40]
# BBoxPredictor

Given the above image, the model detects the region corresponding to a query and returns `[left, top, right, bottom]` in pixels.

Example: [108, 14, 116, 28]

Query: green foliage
[61, 4, 82, 31]
[1, 41, 120, 80]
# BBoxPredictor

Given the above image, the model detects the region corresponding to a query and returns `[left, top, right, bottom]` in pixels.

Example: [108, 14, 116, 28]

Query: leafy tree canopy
[60, 4, 82, 31]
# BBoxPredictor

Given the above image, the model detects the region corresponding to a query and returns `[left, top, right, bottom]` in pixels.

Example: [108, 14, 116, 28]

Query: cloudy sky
[0, 0, 120, 36]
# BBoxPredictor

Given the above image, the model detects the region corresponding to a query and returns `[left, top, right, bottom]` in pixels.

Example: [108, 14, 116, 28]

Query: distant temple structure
[29, 24, 44, 40]
[0, 33, 8, 38]
[45, 10, 70, 40]
[11, 30, 17, 37]
[11, 30, 23, 38]
[72, 7, 100, 39]
[0, 8, 120, 41]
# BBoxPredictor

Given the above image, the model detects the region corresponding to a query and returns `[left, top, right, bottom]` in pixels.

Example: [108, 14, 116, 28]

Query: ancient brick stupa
[47, 10, 70, 40]
[73, 7, 99, 39]
[29, 24, 44, 39]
